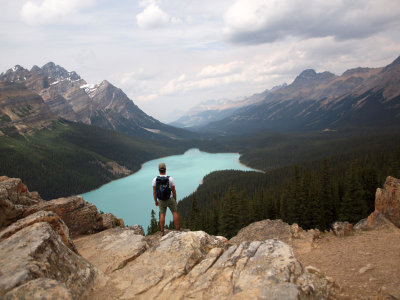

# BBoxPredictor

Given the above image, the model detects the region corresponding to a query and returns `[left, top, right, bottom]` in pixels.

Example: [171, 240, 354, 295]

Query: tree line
[171, 146, 400, 239]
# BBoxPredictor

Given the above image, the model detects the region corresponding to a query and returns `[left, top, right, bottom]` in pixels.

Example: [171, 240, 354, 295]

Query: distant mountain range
[0, 62, 190, 139]
[173, 56, 400, 134]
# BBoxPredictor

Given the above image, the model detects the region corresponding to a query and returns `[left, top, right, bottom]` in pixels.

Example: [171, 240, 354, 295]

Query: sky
[1, 0, 400, 122]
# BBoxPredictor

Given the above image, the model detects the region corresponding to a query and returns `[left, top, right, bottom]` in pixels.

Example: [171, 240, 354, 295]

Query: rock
[24, 195, 121, 237]
[80, 231, 335, 299]
[230, 219, 293, 244]
[373, 176, 400, 228]
[99, 213, 122, 230]
[0, 222, 96, 298]
[73, 227, 148, 274]
[359, 264, 374, 274]
[354, 218, 369, 230]
[331, 221, 354, 236]
[0, 176, 43, 229]
[2, 278, 73, 300]
[0, 210, 77, 253]
[229, 219, 319, 255]
[367, 211, 396, 229]
[127, 224, 145, 236]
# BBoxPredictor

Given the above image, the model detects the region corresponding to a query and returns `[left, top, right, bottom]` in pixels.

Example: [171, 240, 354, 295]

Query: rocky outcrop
[24, 195, 122, 237]
[229, 219, 320, 254]
[0, 222, 96, 298]
[0, 210, 77, 253]
[74, 227, 148, 274]
[0, 176, 43, 229]
[2, 278, 73, 300]
[81, 230, 335, 299]
[372, 176, 400, 228]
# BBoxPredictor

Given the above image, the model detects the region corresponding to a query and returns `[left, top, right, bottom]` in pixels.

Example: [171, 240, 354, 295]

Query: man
[152, 162, 180, 235]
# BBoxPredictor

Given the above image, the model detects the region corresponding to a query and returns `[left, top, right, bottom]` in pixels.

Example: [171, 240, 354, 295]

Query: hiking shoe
[161, 230, 165, 236]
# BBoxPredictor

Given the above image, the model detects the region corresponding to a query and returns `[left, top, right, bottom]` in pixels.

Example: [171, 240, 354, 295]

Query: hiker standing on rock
[152, 162, 180, 235]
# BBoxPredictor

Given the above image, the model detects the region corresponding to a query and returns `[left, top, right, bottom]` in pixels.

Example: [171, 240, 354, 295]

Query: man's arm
[153, 186, 158, 206]
[171, 186, 177, 201]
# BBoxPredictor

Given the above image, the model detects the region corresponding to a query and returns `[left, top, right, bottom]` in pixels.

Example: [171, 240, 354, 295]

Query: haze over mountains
[0, 62, 189, 139]
[173, 56, 400, 134]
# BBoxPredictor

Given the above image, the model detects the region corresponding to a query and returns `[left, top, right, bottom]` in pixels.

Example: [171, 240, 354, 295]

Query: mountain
[0, 62, 191, 139]
[0, 81, 58, 135]
[0, 80, 187, 199]
[200, 56, 400, 134]
[171, 85, 287, 129]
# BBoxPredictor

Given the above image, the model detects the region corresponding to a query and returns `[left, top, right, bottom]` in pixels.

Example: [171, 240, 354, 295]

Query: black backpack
[156, 176, 171, 200]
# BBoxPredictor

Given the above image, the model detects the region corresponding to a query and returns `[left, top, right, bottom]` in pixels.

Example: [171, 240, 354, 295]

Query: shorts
[159, 197, 177, 215]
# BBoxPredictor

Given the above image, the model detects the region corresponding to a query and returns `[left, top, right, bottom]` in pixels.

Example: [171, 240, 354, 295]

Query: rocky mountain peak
[30, 65, 41, 72]
[293, 69, 336, 86]
[0, 65, 30, 82]
[41, 62, 81, 82]
[383, 55, 400, 72]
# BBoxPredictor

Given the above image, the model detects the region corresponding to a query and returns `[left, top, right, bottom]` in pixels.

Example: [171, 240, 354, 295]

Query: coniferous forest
[175, 145, 400, 239]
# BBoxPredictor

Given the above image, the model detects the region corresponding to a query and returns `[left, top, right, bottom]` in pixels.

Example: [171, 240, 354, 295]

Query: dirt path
[294, 225, 400, 299]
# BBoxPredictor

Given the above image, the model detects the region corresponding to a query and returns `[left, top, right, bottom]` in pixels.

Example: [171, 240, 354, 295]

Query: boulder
[229, 219, 293, 244]
[0, 176, 43, 229]
[73, 227, 148, 274]
[24, 195, 121, 237]
[81, 230, 335, 299]
[229, 219, 320, 254]
[0, 210, 77, 253]
[99, 213, 122, 230]
[373, 176, 400, 228]
[354, 218, 369, 231]
[367, 211, 396, 229]
[0, 222, 96, 298]
[331, 221, 354, 236]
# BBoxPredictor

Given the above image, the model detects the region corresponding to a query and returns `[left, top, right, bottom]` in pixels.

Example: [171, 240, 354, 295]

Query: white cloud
[199, 61, 244, 78]
[224, 0, 400, 44]
[21, 0, 95, 25]
[136, 3, 169, 29]
[121, 69, 157, 84]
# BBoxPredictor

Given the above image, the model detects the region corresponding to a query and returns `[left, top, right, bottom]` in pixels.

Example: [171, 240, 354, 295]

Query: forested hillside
[177, 143, 400, 238]
[0, 120, 188, 199]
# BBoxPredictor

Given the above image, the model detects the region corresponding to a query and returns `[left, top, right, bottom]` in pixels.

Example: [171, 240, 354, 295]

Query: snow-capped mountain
[0, 62, 190, 139]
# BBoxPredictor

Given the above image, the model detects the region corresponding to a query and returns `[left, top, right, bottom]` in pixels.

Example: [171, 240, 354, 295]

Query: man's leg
[172, 212, 180, 230]
[160, 212, 165, 232]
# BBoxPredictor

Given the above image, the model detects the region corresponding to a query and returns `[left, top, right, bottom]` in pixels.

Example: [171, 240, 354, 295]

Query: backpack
[156, 176, 171, 200]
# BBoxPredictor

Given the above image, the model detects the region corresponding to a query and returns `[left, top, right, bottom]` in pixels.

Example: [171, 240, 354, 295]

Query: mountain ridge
[0, 62, 191, 139]
[199, 55, 400, 134]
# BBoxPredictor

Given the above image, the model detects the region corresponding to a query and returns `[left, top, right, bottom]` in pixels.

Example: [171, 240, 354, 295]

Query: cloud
[160, 62, 250, 96]
[224, 0, 400, 44]
[199, 61, 244, 78]
[136, 3, 169, 29]
[121, 69, 157, 84]
[21, 0, 95, 25]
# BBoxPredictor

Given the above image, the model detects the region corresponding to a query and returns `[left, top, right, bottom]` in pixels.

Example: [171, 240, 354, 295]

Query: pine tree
[189, 196, 201, 230]
[319, 159, 335, 229]
[218, 186, 241, 239]
[339, 163, 368, 223]
[147, 209, 159, 235]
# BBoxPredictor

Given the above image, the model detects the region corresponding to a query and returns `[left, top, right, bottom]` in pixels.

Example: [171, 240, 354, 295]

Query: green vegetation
[0, 113, 11, 122]
[0, 120, 188, 199]
[178, 145, 400, 239]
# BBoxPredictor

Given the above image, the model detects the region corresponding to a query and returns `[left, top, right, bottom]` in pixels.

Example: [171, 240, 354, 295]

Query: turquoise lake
[81, 148, 257, 231]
